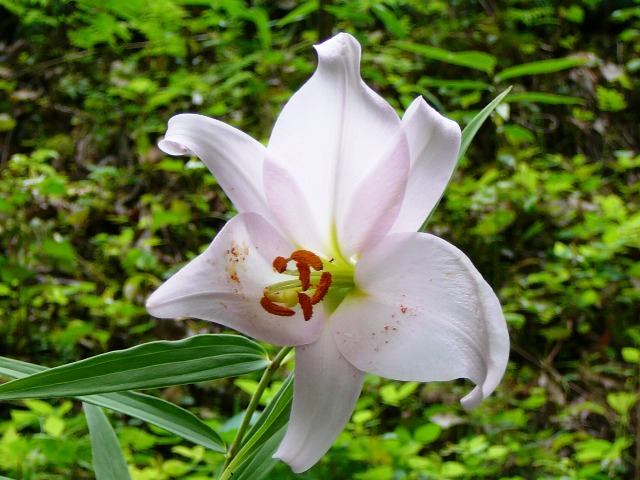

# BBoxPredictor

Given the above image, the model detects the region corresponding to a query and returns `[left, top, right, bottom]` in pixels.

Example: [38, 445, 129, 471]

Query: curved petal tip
[158, 138, 189, 156]
[460, 385, 484, 411]
[314, 32, 361, 63]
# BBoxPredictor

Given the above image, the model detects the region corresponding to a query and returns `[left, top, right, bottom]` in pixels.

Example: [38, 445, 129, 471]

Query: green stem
[222, 346, 293, 471]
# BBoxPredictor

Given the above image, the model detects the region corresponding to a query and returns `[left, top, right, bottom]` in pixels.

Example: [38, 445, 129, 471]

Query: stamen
[273, 256, 288, 273]
[297, 292, 313, 321]
[290, 250, 323, 271]
[261, 249, 341, 321]
[297, 262, 311, 290]
[310, 271, 332, 304]
[260, 296, 295, 317]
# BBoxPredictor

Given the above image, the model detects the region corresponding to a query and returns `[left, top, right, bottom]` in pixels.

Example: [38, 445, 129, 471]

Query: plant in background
[2, 0, 639, 478]
[0, 31, 511, 479]
[146, 32, 509, 473]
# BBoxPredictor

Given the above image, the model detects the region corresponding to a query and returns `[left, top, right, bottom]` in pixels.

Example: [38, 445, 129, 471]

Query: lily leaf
[420, 78, 493, 91]
[459, 87, 512, 161]
[84, 402, 132, 480]
[0, 334, 267, 399]
[421, 87, 511, 230]
[395, 42, 497, 74]
[220, 374, 294, 480]
[505, 91, 585, 105]
[0, 356, 226, 452]
[88, 392, 227, 453]
[495, 56, 588, 83]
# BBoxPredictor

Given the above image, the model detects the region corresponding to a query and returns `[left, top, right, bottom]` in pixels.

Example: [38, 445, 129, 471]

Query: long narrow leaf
[275, 0, 317, 27]
[84, 402, 132, 480]
[245, 7, 271, 50]
[220, 374, 294, 480]
[244, 374, 293, 443]
[395, 42, 497, 74]
[86, 392, 226, 452]
[0, 356, 226, 452]
[372, 4, 408, 38]
[0, 334, 268, 400]
[224, 426, 287, 480]
[495, 56, 588, 83]
[459, 87, 512, 161]
[421, 87, 511, 230]
[505, 91, 585, 105]
[0, 357, 44, 377]
[420, 78, 493, 91]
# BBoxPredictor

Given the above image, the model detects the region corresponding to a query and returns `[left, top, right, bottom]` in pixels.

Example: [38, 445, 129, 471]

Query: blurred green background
[0, 0, 638, 478]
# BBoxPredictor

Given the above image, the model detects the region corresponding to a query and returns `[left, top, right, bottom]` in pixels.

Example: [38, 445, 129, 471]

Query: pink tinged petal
[390, 97, 461, 234]
[274, 328, 365, 473]
[331, 232, 509, 410]
[265, 33, 410, 257]
[262, 159, 325, 255]
[158, 114, 271, 219]
[146, 213, 323, 346]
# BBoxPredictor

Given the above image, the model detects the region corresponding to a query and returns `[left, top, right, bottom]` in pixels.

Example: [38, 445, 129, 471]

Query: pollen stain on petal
[225, 242, 250, 285]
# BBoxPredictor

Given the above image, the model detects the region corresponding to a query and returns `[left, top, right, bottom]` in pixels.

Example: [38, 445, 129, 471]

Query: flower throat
[260, 250, 353, 320]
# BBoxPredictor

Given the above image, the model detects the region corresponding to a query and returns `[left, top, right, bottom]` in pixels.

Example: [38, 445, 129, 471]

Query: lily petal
[264, 33, 409, 258]
[158, 114, 271, 220]
[332, 232, 509, 409]
[146, 213, 323, 346]
[274, 328, 364, 473]
[390, 97, 461, 234]
[262, 159, 325, 255]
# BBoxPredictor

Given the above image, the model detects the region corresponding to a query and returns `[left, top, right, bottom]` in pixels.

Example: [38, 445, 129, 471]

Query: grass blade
[84, 402, 132, 480]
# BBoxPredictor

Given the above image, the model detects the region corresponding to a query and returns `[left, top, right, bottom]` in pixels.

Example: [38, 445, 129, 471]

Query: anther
[297, 262, 311, 290]
[260, 296, 295, 317]
[297, 292, 313, 321]
[261, 249, 333, 321]
[290, 250, 323, 271]
[273, 256, 288, 273]
[310, 271, 332, 304]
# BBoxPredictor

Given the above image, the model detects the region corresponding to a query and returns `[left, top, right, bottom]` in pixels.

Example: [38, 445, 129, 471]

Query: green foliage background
[0, 0, 639, 478]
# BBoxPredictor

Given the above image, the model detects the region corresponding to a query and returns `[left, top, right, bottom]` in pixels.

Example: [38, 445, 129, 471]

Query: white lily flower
[146, 33, 509, 473]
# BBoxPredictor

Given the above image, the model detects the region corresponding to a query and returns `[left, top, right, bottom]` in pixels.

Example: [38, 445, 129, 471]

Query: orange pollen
[297, 262, 311, 290]
[297, 292, 313, 321]
[290, 250, 324, 271]
[310, 271, 332, 305]
[272, 256, 288, 273]
[260, 297, 295, 317]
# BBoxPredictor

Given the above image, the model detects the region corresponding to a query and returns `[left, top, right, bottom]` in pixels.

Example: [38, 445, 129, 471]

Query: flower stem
[222, 345, 293, 471]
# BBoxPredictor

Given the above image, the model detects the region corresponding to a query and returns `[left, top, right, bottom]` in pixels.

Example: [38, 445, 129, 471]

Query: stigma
[260, 250, 332, 321]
